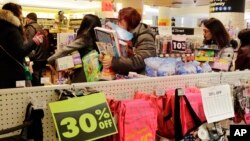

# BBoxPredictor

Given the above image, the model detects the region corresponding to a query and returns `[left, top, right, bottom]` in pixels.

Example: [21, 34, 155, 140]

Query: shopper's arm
[6, 28, 36, 59]
[47, 37, 85, 63]
[111, 34, 156, 74]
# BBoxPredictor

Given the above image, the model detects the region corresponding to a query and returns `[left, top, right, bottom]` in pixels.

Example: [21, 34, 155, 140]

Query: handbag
[0, 103, 44, 141]
[162, 88, 205, 140]
[0, 45, 32, 81]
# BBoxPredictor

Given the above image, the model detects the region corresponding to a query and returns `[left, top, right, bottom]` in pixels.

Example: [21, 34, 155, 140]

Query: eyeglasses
[203, 29, 210, 34]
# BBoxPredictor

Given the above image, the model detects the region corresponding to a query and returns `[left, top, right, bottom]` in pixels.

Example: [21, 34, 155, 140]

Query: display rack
[221, 70, 250, 84]
[1, 71, 250, 140]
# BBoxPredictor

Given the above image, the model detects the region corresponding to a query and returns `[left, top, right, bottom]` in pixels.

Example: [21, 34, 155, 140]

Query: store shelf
[1, 71, 250, 140]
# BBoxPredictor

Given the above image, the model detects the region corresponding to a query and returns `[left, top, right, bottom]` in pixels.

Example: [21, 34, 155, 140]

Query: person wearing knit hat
[26, 12, 37, 22]
[24, 12, 49, 86]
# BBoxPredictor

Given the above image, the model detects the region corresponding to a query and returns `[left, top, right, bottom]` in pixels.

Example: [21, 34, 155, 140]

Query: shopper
[44, 29, 56, 56]
[25, 12, 48, 86]
[0, 2, 43, 89]
[202, 17, 235, 70]
[101, 7, 156, 75]
[235, 29, 250, 70]
[47, 14, 101, 83]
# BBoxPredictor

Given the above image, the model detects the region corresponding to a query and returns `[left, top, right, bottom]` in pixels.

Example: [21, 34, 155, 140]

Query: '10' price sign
[49, 93, 117, 141]
[172, 35, 187, 52]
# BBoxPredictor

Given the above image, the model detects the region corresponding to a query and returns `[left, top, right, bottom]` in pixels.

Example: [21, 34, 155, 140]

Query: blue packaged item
[144, 57, 164, 77]
[157, 58, 178, 76]
[157, 62, 176, 76]
[176, 61, 197, 75]
[192, 61, 203, 73]
[202, 62, 212, 73]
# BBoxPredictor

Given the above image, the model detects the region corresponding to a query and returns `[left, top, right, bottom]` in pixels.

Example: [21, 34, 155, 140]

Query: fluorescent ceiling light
[1, 0, 101, 10]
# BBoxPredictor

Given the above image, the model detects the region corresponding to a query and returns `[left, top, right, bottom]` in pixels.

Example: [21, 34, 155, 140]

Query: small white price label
[16, 80, 26, 88]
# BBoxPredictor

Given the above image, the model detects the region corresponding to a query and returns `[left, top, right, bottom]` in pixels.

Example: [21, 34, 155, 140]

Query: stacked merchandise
[194, 44, 231, 71]
[144, 57, 212, 77]
[149, 35, 214, 77]
[155, 35, 203, 62]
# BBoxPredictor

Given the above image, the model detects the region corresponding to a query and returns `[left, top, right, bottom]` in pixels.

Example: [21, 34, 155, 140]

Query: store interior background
[0, 0, 250, 30]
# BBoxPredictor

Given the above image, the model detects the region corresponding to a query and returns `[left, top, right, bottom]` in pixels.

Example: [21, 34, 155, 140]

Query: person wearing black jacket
[235, 29, 250, 70]
[25, 12, 48, 86]
[0, 3, 43, 89]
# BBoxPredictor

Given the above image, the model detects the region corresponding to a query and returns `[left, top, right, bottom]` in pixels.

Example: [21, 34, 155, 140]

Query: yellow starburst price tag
[49, 93, 117, 141]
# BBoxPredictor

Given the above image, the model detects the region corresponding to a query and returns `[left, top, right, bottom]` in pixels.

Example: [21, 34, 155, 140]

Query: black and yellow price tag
[49, 93, 117, 141]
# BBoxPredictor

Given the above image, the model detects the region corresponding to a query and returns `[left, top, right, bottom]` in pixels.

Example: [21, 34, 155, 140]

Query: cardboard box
[56, 56, 74, 71]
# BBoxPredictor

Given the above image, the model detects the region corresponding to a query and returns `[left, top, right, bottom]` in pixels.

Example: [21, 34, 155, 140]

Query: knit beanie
[26, 12, 37, 22]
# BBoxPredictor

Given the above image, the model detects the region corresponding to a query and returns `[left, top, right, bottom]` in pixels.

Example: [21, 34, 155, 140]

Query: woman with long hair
[48, 14, 102, 82]
[202, 17, 235, 70]
[0, 2, 43, 88]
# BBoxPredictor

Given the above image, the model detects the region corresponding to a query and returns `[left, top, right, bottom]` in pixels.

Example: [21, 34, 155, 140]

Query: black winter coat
[25, 21, 49, 66]
[0, 10, 36, 89]
[235, 46, 250, 70]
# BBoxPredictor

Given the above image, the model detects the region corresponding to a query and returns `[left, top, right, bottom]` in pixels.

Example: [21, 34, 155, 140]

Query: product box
[56, 56, 74, 71]
[72, 51, 83, 69]
[195, 56, 214, 62]
[211, 58, 230, 71]
[94, 27, 121, 57]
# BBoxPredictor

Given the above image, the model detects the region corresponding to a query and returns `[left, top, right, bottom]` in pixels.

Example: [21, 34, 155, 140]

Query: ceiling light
[1, 0, 101, 10]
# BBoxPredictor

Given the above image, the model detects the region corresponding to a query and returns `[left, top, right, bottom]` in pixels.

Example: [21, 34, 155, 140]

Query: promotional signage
[172, 35, 187, 52]
[49, 93, 117, 141]
[102, 1, 113, 11]
[172, 27, 194, 35]
[210, 0, 245, 13]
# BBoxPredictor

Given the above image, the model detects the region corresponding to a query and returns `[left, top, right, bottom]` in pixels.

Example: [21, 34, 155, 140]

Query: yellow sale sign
[49, 93, 117, 141]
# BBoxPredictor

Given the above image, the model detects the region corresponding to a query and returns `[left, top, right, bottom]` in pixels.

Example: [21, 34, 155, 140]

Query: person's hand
[33, 32, 44, 45]
[99, 53, 104, 62]
[102, 54, 112, 69]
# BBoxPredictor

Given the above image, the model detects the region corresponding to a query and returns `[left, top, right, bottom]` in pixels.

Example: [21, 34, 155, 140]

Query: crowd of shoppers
[1, 2, 250, 89]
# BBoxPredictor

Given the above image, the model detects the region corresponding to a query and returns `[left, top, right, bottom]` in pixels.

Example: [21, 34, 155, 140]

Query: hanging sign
[172, 35, 187, 52]
[102, 1, 113, 11]
[172, 27, 194, 35]
[200, 84, 234, 123]
[49, 93, 117, 141]
[210, 0, 245, 13]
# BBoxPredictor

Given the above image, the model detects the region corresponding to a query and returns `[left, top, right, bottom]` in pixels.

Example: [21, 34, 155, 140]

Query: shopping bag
[106, 98, 158, 141]
[121, 99, 157, 141]
[134, 91, 175, 139]
[163, 88, 205, 140]
[185, 87, 207, 123]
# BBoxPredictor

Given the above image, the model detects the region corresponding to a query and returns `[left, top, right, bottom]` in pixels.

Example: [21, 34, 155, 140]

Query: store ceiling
[171, 0, 209, 7]
[1, 0, 249, 10]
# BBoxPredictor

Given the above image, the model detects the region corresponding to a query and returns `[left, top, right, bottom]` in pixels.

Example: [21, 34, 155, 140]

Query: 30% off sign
[49, 93, 117, 141]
